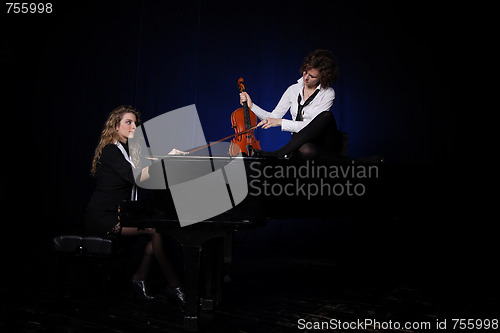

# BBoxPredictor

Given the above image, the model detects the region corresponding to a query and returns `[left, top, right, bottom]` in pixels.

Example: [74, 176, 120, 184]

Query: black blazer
[85, 143, 135, 234]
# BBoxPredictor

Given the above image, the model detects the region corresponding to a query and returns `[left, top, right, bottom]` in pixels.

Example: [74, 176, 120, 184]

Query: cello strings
[188, 123, 262, 154]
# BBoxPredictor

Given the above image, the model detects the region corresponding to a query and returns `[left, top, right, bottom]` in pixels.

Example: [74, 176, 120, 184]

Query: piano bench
[52, 234, 130, 301]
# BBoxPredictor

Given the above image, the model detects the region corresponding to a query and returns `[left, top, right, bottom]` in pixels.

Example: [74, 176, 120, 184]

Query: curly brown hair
[90, 105, 141, 176]
[300, 49, 339, 87]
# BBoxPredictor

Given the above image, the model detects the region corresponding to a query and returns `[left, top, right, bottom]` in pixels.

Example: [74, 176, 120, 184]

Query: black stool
[53, 234, 129, 300]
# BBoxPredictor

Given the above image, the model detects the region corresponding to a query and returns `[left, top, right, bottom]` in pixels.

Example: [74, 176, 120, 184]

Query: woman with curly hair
[240, 49, 345, 160]
[86, 105, 184, 303]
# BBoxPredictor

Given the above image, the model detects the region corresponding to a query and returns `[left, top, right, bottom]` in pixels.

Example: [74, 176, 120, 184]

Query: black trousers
[262, 111, 347, 161]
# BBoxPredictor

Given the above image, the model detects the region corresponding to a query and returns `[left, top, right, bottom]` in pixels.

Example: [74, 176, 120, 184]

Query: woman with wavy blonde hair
[85, 105, 184, 303]
[90, 105, 142, 176]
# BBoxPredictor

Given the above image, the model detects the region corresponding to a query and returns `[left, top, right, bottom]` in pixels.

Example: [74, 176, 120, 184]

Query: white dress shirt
[251, 77, 335, 133]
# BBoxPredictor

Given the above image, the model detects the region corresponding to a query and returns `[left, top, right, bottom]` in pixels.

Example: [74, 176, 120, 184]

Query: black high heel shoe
[131, 279, 156, 301]
[251, 148, 277, 158]
[251, 148, 262, 157]
[166, 285, 185, 306]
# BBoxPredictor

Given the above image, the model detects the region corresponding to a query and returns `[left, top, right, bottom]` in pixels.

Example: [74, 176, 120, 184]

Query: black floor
[1, 220, 499, 333]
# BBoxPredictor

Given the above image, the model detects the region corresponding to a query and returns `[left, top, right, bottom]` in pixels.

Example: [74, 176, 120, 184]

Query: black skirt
[84, 207, 119, 235]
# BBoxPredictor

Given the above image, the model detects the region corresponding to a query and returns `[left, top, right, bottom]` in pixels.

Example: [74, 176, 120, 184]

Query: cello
[164, 78, 262, 157]
[229, 78, 261, 156]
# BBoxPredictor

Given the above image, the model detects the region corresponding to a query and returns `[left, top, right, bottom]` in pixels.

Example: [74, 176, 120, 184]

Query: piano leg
[224, 232, 234, 284]
[166, 229, 231, 331]
[182, 244, 202, 331]
[200, 237, 225, 310]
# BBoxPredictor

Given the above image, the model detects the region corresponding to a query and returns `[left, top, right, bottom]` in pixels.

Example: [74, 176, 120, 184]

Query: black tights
[261, 111, 349, 161]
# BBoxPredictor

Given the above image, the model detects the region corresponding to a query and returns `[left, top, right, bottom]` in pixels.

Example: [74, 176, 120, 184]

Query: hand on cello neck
[239, 92, 253, 109]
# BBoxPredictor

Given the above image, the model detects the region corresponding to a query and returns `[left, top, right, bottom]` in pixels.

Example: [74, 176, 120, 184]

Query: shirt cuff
[281, 119, 297, 132]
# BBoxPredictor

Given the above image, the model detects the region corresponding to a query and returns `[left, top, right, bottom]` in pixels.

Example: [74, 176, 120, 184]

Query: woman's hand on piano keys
[168, 148, 189, 156]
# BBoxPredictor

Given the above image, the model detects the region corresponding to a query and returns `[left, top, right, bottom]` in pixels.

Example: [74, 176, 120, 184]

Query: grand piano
[119, 154, 391, 330]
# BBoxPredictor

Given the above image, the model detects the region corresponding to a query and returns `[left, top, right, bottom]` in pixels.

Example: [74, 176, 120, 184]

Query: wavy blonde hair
[91, 105, 141, 176]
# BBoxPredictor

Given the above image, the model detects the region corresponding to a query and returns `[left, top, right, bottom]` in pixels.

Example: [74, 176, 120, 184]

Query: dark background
[2, 0, 495, 306]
